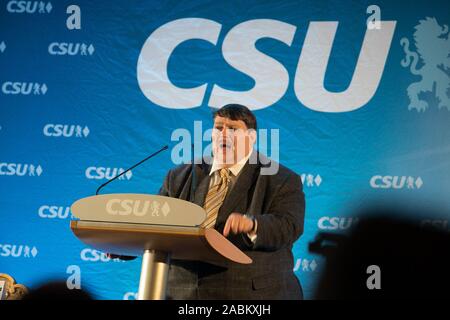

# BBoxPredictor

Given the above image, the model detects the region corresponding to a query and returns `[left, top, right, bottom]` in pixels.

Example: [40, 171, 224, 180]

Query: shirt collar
[210, 149, 253, 177]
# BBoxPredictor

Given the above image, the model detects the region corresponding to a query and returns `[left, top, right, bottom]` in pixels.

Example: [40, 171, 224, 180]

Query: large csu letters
[138, 18, 396, 112]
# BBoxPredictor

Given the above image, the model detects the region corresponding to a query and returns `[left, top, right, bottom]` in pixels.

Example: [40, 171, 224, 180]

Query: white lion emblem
[400, 17, 450, 112]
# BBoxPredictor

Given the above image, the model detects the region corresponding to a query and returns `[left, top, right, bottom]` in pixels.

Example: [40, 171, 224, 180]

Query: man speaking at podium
[159, 104, 305, 300]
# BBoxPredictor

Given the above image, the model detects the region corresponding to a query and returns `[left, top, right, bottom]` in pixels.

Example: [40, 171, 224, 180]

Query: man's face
[212, 115, 256, 166]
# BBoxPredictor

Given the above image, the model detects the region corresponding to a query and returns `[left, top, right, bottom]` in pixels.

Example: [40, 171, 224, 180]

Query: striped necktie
[200, 168, 230, 228]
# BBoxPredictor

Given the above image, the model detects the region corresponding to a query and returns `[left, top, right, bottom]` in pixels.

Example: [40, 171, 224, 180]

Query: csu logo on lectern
[106, 199, 170, 217]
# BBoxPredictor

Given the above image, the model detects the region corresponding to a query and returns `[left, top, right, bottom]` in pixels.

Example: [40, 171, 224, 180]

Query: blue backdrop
[1, 0, 449, 299]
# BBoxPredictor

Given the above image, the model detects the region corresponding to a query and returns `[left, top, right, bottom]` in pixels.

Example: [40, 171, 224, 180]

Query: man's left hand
[223, 213, 253, 237]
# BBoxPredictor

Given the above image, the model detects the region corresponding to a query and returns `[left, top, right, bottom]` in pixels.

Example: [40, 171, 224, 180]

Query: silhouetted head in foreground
[311, 205, 450, 299]
[22, 281, 93, 300]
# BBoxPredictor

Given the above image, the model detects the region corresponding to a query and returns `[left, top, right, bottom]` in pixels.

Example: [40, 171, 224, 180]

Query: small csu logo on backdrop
[38, 205, 73, 219]
[1, 82, 48, 95]
[48, 43, 95, 56]
[300, 174, 322, 188]
[293, 258, 318, 272]
[80, 249, 124, 263]
[421, 219, 449, 231]
[400, 17, 450, 112]
[0, 244, 38, 258]
[318, 216, 359, 231]
[85, 167, 132, 180]
[43, 124, 90, 138]
[6, 1, 52, 14]
[123, 292, 138, 300]
[370, 175, 423, 189]
[0, 163, 43, 176]
[0, 41, 6, 53]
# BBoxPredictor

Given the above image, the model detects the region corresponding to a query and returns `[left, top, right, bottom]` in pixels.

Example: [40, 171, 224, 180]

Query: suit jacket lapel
[193, 162, 212, 208]
[216, 158, 260, 224]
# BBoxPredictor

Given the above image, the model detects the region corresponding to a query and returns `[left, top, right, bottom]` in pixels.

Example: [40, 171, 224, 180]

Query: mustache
[214, 137, 233, 147]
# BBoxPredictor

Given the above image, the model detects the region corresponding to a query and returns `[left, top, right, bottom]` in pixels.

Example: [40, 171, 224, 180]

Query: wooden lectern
[70, 194, 252, 300]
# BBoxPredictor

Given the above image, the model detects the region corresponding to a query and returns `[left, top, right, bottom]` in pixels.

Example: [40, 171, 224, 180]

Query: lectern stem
[137, 249, 170, 300]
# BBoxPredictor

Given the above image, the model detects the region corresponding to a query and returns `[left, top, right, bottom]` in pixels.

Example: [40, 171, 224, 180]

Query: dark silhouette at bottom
[310, 205, 450, 299]
[22, 281, 93, 300]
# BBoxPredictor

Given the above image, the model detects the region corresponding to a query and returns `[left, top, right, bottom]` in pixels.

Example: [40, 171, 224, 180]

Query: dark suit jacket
[159, 152, 305, 300]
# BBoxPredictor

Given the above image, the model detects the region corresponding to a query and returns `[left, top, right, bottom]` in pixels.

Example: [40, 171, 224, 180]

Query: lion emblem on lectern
[400, 17, 450, 112]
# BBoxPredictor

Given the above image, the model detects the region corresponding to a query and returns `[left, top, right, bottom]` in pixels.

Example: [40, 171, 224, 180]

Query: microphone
[95, 145, 169, 195]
